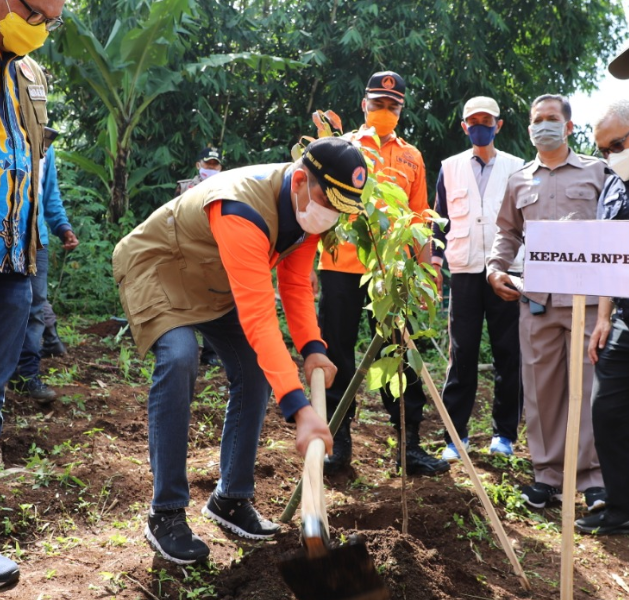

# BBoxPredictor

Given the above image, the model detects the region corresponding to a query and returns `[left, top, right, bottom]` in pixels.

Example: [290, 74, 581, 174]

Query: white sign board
[524, 220, 629, 297]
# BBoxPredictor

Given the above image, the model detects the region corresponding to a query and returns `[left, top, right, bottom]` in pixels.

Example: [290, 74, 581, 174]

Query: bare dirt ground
[1, 319, 628, 600]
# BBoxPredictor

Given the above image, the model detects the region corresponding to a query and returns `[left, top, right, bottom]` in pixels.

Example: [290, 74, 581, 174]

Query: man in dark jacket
[576, 99, 629, 535]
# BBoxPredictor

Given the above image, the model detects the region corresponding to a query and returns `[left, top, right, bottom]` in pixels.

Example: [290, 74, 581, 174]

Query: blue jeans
[17, 247, 48, 379]
[0, 273, 32, 436]
[149, 308, 271, 510]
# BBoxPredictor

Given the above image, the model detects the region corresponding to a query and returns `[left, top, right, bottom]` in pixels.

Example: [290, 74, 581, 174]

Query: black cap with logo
[301, 137, 367, 215]
[198, 147, 222, 163]
[365, 71, 406, 105]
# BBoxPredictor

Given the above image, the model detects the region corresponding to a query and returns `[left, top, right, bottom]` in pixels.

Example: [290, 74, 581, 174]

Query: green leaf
[388, 371, 406, 399]
[366, 357, 400, 391]
[406, 348, 424, 376]
[56, 150, 109, 191]
[186, 53, 307, 75]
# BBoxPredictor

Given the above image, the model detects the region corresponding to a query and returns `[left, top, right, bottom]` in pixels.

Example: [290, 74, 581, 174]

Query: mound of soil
[1, 321, 628, 599]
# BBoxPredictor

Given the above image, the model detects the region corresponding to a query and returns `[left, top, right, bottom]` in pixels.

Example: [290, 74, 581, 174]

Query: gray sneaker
[202, 491, 280, 540]
[145, 508, 209, 565]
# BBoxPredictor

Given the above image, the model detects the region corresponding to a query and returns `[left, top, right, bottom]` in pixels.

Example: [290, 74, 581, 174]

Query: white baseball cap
[463, 96, 500, 119]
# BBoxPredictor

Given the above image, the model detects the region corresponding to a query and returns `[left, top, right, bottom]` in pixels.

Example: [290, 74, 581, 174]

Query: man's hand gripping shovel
[278, 368, 390, 600]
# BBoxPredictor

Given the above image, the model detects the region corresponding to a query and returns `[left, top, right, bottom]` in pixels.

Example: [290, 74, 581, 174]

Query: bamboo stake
[280, 334, 385, 523]
[280, 326, 532, 591]
[560, 294, 586, 600]
[404, 333, 532, 592]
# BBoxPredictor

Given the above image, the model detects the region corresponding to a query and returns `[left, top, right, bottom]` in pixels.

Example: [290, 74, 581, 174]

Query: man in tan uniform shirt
[487, 94, 607, 512]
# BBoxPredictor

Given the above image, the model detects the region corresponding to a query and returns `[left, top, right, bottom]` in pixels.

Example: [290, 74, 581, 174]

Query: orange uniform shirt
[206, 201, 324, 415]
[319, 127, 429, 274]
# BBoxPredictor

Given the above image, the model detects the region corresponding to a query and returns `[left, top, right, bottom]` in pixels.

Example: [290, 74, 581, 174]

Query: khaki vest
[15, 55, 48, 272]
[113, 162, 303, 357]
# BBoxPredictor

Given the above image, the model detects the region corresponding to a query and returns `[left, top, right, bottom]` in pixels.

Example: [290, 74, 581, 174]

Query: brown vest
[113, 162, 304, 357]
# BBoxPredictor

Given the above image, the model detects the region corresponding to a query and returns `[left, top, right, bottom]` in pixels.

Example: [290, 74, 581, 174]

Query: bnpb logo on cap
[352, 166, 366, 189]
[382, 76, 396, 90]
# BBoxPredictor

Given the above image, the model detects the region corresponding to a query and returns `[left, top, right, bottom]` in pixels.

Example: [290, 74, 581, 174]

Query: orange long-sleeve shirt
[207, 201, 325, 418]
[319, 128, 429, 273]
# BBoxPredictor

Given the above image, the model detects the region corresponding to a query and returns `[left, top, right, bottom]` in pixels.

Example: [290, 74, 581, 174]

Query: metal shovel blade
[278, 539, 390, 600]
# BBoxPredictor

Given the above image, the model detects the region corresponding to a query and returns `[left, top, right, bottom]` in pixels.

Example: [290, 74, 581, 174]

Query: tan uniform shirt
[487, 149, 607, 307]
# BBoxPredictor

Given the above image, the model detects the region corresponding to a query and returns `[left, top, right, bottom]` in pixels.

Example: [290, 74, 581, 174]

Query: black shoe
[584, 486, 607, 512]
[400, 446, 451, 476]
[11, 376, 56, 405]
[41, 324, 67, 358]
[323, 421, 352, 475]
[521, 482, 563, 508]
[0, 553, 19, 588]
[202, 491, 280, 540]
[145, 508, 209, 565]
[200, 353, 221, 367]
[395, 421, 450, 476]
[575, 508, 629, 535]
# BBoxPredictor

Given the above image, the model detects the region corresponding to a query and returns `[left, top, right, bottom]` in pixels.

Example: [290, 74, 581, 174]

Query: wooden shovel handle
[309, 367, 327, 420]
[301, 367, 329, 537]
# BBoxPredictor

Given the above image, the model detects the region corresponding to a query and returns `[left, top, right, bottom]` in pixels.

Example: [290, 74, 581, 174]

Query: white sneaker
[489, 436, 514, 456]
[441, 439, 469, 462]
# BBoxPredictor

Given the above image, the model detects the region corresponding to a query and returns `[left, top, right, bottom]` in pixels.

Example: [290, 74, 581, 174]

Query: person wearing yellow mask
[0, 0, 66, 589]
[317, 70, 450, 477]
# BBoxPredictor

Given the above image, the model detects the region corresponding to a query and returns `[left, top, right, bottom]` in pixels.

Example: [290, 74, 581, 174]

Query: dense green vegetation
[38, 0, 626, 316]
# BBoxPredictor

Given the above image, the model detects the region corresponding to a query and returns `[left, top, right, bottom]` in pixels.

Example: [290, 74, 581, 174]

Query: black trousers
[442, 271, 522, 443]
[592, 315, 629, 513]
[318, 270, 426, 429]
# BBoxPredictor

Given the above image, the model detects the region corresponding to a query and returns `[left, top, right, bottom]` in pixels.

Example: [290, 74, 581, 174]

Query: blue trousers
[0, 273, 32, 435]
[16, 247, 48, 379]
[148, 308, 271, 511]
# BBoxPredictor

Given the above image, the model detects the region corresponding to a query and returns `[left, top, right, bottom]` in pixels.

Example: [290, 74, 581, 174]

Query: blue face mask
[467, 124, 497, 147]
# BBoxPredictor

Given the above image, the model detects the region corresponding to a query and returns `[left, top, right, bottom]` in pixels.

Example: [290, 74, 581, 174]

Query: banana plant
[53, 0, 194, 222]
[52, 0, 308, 224]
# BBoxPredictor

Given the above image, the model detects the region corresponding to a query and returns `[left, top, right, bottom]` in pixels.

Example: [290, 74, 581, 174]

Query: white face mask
[199, 167, 220, 180]
[608, 148, 629, 181]
[293, 171, 340, 234]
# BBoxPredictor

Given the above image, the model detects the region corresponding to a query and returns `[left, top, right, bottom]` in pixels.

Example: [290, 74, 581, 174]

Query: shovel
[278, 367, 390, 600]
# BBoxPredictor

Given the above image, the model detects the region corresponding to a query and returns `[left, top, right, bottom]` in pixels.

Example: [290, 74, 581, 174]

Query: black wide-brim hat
[609, 43, 629, 79]
[301, 137, 367, 214]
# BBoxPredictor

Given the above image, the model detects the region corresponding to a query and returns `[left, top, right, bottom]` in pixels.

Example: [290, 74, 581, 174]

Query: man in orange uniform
[113, 138, 367, 565]
[318, 71, 449, 476]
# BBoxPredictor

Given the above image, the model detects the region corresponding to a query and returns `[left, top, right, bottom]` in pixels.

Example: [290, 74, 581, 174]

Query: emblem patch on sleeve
[19, 61, 36, 82]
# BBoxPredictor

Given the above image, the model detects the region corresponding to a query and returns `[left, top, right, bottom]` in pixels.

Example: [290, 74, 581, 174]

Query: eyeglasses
[597, 130, 629, 159]
[14, 0, 63, 31]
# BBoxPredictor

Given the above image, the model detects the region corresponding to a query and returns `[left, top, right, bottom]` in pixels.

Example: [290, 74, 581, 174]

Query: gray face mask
[529, 121, 566, 151]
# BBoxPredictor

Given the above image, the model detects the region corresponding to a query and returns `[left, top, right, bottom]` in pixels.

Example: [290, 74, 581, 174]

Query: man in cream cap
[432, 96, 524, 461]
